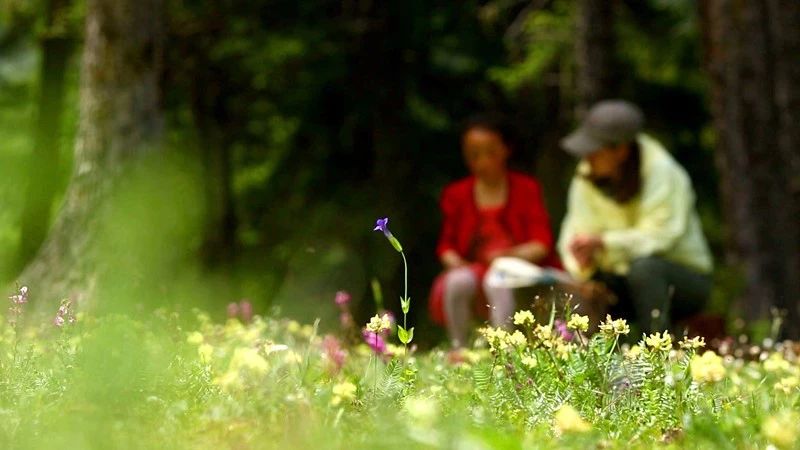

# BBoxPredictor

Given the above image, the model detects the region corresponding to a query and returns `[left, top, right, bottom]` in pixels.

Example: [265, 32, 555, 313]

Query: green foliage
[489, 0, 574, 93]
[0, 0, 737, 347]
[0, 297, 757, 450]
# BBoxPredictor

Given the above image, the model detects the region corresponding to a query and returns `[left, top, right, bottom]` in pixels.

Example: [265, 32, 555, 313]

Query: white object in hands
[485, 257, 573, 289]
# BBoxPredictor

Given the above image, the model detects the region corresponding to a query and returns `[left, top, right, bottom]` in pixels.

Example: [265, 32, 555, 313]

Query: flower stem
[401, 251, 408, 306]
[401, 250, 409, 360]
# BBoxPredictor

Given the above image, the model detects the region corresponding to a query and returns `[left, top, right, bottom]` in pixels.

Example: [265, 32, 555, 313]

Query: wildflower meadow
[0, 221, 798, 450]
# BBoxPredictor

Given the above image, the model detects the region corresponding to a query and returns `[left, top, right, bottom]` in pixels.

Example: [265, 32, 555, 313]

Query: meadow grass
[0, 289, 798, 450]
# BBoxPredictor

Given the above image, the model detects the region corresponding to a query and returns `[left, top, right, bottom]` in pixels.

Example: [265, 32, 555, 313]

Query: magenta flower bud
[339, 311, 354, 329]
[362, 330, 387, 355]
[555, 319, 574, 342]
[239, 300, 253, 323]
[334, 290, 352, 307]
[322, 335, 347, 373]
[227, 302, 239, 319]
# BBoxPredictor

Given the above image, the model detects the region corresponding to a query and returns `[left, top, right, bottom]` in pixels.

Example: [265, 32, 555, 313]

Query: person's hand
[441, 250, 468, 270]
[578, 280, 610, 300]
[569, 234, 604, 269]
[485, 248, 509, 263]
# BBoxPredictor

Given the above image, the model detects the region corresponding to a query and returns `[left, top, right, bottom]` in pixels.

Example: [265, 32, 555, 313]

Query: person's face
[586, 143, 630, 179]
[462, 127, 509, 181]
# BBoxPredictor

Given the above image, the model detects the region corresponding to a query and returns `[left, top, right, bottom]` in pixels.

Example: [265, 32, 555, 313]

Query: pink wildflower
[227, 302, 239, 319]
[335, 291, 352, 307]
[53, 299, 75, 328]
[339, 311, 354, 329]
[226, 300, 254, 323]
[555, 319, 574, 341]
[239, 300, 253, 323]
[322, 335, 347, 373]
[362, 330, 387, 355]
[9, 285, 28, 304]
[7, 285, 28, 326]
[377, 310, 396, 339]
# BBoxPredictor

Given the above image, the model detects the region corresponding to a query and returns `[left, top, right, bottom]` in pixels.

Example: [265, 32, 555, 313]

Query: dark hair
[461, 113, 518, 152]
[585, 140, 642, 203]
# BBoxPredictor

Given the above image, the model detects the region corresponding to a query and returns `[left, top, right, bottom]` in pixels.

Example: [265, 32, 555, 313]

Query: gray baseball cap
[561, 100, 644, 156]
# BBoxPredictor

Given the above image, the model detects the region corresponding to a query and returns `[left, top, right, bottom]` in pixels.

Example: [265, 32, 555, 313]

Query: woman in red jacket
[429, 115, 558, 348]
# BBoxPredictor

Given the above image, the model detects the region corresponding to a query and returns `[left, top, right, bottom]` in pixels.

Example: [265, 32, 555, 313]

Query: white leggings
[443, 267, 515, 348]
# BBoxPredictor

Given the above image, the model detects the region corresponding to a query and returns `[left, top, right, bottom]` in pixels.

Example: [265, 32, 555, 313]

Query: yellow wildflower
[213, 370, 241, 389]
[521, 354, 538, 369]
[624, 345, 642, 360]
[198, 343, 214, 364]
[534, 324, 554, 348]
[462, 349, 485, 364]
[284, 351, 303, 365]
[774, 376, 799, 394]
[229, 347, 269, 375]
[301, 324, 315, 338]
[223, 318, 244, 336]
[366, 314, 391, 333]
[644, 332, 673, 352]
[690, 351, 725, 383]
[553, 404, 591, 434]
[764, 353, 791, 373]
[331, 381, 357, 406]
[286, 320, 301, 334]
[186, 331, 204, 345]
[679, 336, 706, 350]
[762, 411, 799, 449]
[479, 326, 510, 351]
[598, 315, 630, 337]
[404, 395, 439, 425]
[513, 310, 535, 326]
[384, 343, 405, 356]
[506, 330, 527, 348]
[555, 341, 576, 360]
[567, 314, 589, 332]
[243, 326, 261, 342]
[195, 311, 211, 325]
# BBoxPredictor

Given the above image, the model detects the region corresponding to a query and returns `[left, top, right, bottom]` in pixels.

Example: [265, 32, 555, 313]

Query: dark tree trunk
[191, 62, 237, 267]
[699, 0, 800, 337]
[19, 0, 165, 307]
[17, 0, 74, 268]
[575, 0, 617, 112]
[539, 0, 617, 228]
[532, 69, 574, 233]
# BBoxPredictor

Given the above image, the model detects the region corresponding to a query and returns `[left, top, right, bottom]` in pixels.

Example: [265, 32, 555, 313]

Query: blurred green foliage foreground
[1, 286, 798, 450]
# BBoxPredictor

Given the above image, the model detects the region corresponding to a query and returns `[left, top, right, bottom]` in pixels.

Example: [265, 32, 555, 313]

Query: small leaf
[398, 325, 409, 344]
[407, 327, 414, 343]
[388, 236, 403, 252]
[400, 297, 411, 314]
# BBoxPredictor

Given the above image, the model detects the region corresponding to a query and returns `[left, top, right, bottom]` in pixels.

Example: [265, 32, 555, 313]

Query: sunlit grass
[1, 290, 797, 449]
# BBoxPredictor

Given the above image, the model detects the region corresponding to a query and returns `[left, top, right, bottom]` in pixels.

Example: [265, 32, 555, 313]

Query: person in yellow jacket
[558, 100, 712, 333]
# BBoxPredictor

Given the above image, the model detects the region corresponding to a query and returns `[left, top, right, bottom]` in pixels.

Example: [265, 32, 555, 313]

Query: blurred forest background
[0, 0, 798, 342]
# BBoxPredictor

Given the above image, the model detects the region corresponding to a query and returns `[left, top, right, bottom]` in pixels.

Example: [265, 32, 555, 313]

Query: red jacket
[436, 171, 558, 266]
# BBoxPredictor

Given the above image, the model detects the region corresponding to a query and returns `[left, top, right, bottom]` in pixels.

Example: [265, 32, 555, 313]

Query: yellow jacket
[558, 134, 713, 280]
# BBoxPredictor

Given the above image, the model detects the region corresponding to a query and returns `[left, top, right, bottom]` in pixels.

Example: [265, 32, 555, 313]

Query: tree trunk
[17, 0, 73, 269]
[699, 0, 800, 337]
[191, 62, 237, 267]
[575, 0, 617, 112]
[19, 0, 164, 307]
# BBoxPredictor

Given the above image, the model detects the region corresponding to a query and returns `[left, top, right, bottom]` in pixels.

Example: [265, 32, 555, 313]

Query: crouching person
[428, 115, 560, 349]
[558, 100, 713, 334]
